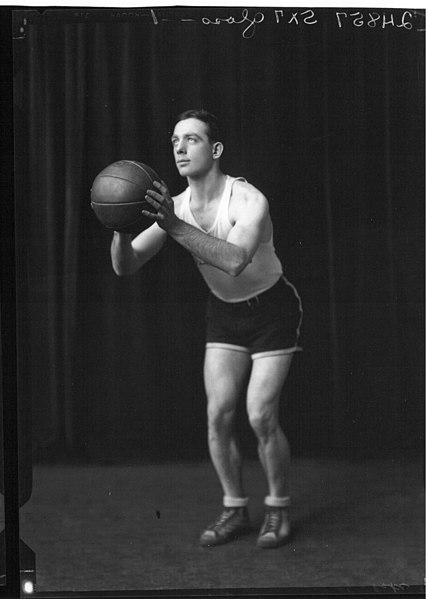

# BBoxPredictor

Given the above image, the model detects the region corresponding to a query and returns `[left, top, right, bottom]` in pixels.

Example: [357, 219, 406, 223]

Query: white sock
[264, 495, 290, 508]
[223, 496, 249, 508]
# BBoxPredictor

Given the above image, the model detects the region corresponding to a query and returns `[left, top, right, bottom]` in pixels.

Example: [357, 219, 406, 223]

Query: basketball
[90, 160, 161, 234]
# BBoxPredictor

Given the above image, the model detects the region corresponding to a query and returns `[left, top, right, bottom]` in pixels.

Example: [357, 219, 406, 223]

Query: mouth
[177, 160, 190, 165]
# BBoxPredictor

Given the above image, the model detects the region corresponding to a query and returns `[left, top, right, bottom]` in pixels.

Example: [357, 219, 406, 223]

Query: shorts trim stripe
[281, 274, 303, 347]
[251, 347, 303, 360]
[206, 342, 250, 354]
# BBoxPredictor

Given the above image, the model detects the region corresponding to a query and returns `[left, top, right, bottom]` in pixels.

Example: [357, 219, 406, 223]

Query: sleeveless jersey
[175, 175, 283, 302]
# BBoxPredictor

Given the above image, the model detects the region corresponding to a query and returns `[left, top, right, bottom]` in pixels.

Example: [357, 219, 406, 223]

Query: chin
[177, 164, 191, 175]
[187, 167, 211, 179]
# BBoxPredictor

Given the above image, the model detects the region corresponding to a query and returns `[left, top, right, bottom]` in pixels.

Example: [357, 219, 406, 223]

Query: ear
[212, 142, 224, 160]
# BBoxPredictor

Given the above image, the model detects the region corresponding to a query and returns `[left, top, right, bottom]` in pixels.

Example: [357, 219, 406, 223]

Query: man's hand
[143, 180, 178, 232]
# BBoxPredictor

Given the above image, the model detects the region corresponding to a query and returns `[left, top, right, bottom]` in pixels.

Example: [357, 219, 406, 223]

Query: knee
[248, 406, 278, 439]
[207, 395, 236, 435]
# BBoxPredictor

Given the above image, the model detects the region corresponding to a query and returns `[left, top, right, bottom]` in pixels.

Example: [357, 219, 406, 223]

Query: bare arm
[144, 181, 269, 277]
[110, 222, 167, 276]
[168, 223, 246, 276]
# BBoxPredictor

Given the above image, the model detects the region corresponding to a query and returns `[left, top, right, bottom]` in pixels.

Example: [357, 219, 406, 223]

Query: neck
[187, 168, 226, 204]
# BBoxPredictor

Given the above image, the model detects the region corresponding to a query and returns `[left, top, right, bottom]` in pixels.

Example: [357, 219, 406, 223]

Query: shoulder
[230, 179, 269, 219]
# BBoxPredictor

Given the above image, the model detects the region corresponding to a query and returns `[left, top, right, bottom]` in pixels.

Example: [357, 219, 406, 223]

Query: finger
[145, 194, 162, 209]
[153, 180, 164, 191]
[146, 189, 163, 202]
[153, 180, 170, 197]
[141, 209, 161, 220]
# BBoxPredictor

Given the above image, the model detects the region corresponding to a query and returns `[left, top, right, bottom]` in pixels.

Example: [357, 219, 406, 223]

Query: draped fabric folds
[12, 9, 424, 461]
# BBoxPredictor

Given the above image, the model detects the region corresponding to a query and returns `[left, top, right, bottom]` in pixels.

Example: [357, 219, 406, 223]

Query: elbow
[228, 251, 250, 277]
[114, 268, 127, 277]
[228, 264, 244, 278]
[112, 263, 136, 277]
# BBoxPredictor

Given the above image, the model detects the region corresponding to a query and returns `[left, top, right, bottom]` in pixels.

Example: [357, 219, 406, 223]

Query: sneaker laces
[212, 509, 234, 528]
[209, 508, 243, 534]
[262, 508, 281, 535]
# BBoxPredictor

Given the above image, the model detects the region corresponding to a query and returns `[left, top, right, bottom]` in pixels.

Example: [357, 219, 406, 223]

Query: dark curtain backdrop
[12, 8, 424, 463]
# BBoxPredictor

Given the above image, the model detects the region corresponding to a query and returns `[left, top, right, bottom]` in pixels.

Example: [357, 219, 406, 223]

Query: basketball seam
[95, 174, 145, 187]
[91, 200, 150, 206]
[125, 161, 156, 184]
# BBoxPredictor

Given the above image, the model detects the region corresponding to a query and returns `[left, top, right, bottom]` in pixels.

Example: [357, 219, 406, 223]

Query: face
[171, 118, 218, 179]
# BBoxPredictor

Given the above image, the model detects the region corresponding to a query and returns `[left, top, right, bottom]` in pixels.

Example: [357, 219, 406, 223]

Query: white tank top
[175, 175, 283, 302]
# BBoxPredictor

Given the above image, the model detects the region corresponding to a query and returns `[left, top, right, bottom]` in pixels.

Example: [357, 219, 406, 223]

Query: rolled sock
[223, 496, 249, 508]
[264, 495, 290, 508]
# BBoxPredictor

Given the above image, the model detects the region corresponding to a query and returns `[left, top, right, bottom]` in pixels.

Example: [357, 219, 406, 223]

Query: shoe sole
[257, 532, 291, 549]
[199, 525, 251, 547]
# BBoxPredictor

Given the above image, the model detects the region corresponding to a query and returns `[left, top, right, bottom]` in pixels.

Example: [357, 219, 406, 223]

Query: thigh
[204, 346, 252, 411]
[246, 354, 293, 415]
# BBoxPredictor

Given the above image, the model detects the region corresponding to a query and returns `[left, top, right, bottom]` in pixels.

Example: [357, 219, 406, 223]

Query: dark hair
[175, 109, 221, 143]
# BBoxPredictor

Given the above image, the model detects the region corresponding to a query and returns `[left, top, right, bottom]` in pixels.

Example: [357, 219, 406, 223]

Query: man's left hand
[143, 180, 178, 231]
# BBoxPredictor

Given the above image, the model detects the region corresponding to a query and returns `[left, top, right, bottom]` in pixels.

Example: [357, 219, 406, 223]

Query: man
[111, 109, 303, 548]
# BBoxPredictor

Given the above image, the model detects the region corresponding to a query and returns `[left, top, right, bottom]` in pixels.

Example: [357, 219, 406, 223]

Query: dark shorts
[205, 276, 303, 359]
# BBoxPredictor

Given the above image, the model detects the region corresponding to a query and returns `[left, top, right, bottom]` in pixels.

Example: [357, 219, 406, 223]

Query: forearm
[110, 232, 141, 276]
[167, 219, 249, 276]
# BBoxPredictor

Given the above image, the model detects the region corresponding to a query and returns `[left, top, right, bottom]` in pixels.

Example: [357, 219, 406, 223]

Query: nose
[175, 139, 186, 154]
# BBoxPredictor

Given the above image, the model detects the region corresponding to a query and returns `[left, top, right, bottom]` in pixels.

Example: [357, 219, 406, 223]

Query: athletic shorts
[205, 276, 303, 360]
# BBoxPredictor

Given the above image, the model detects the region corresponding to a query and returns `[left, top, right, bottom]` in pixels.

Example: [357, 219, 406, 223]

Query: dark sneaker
[199, 507, 251, 547]
[257, 506, 291, 548]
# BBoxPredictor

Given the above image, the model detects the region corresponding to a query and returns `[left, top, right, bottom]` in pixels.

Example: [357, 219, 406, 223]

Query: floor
[2, 455, 424, 593]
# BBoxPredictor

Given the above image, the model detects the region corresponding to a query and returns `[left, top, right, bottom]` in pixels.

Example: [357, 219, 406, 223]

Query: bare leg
[204, 347, 252, 498]
[246, 354, 293, 498]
